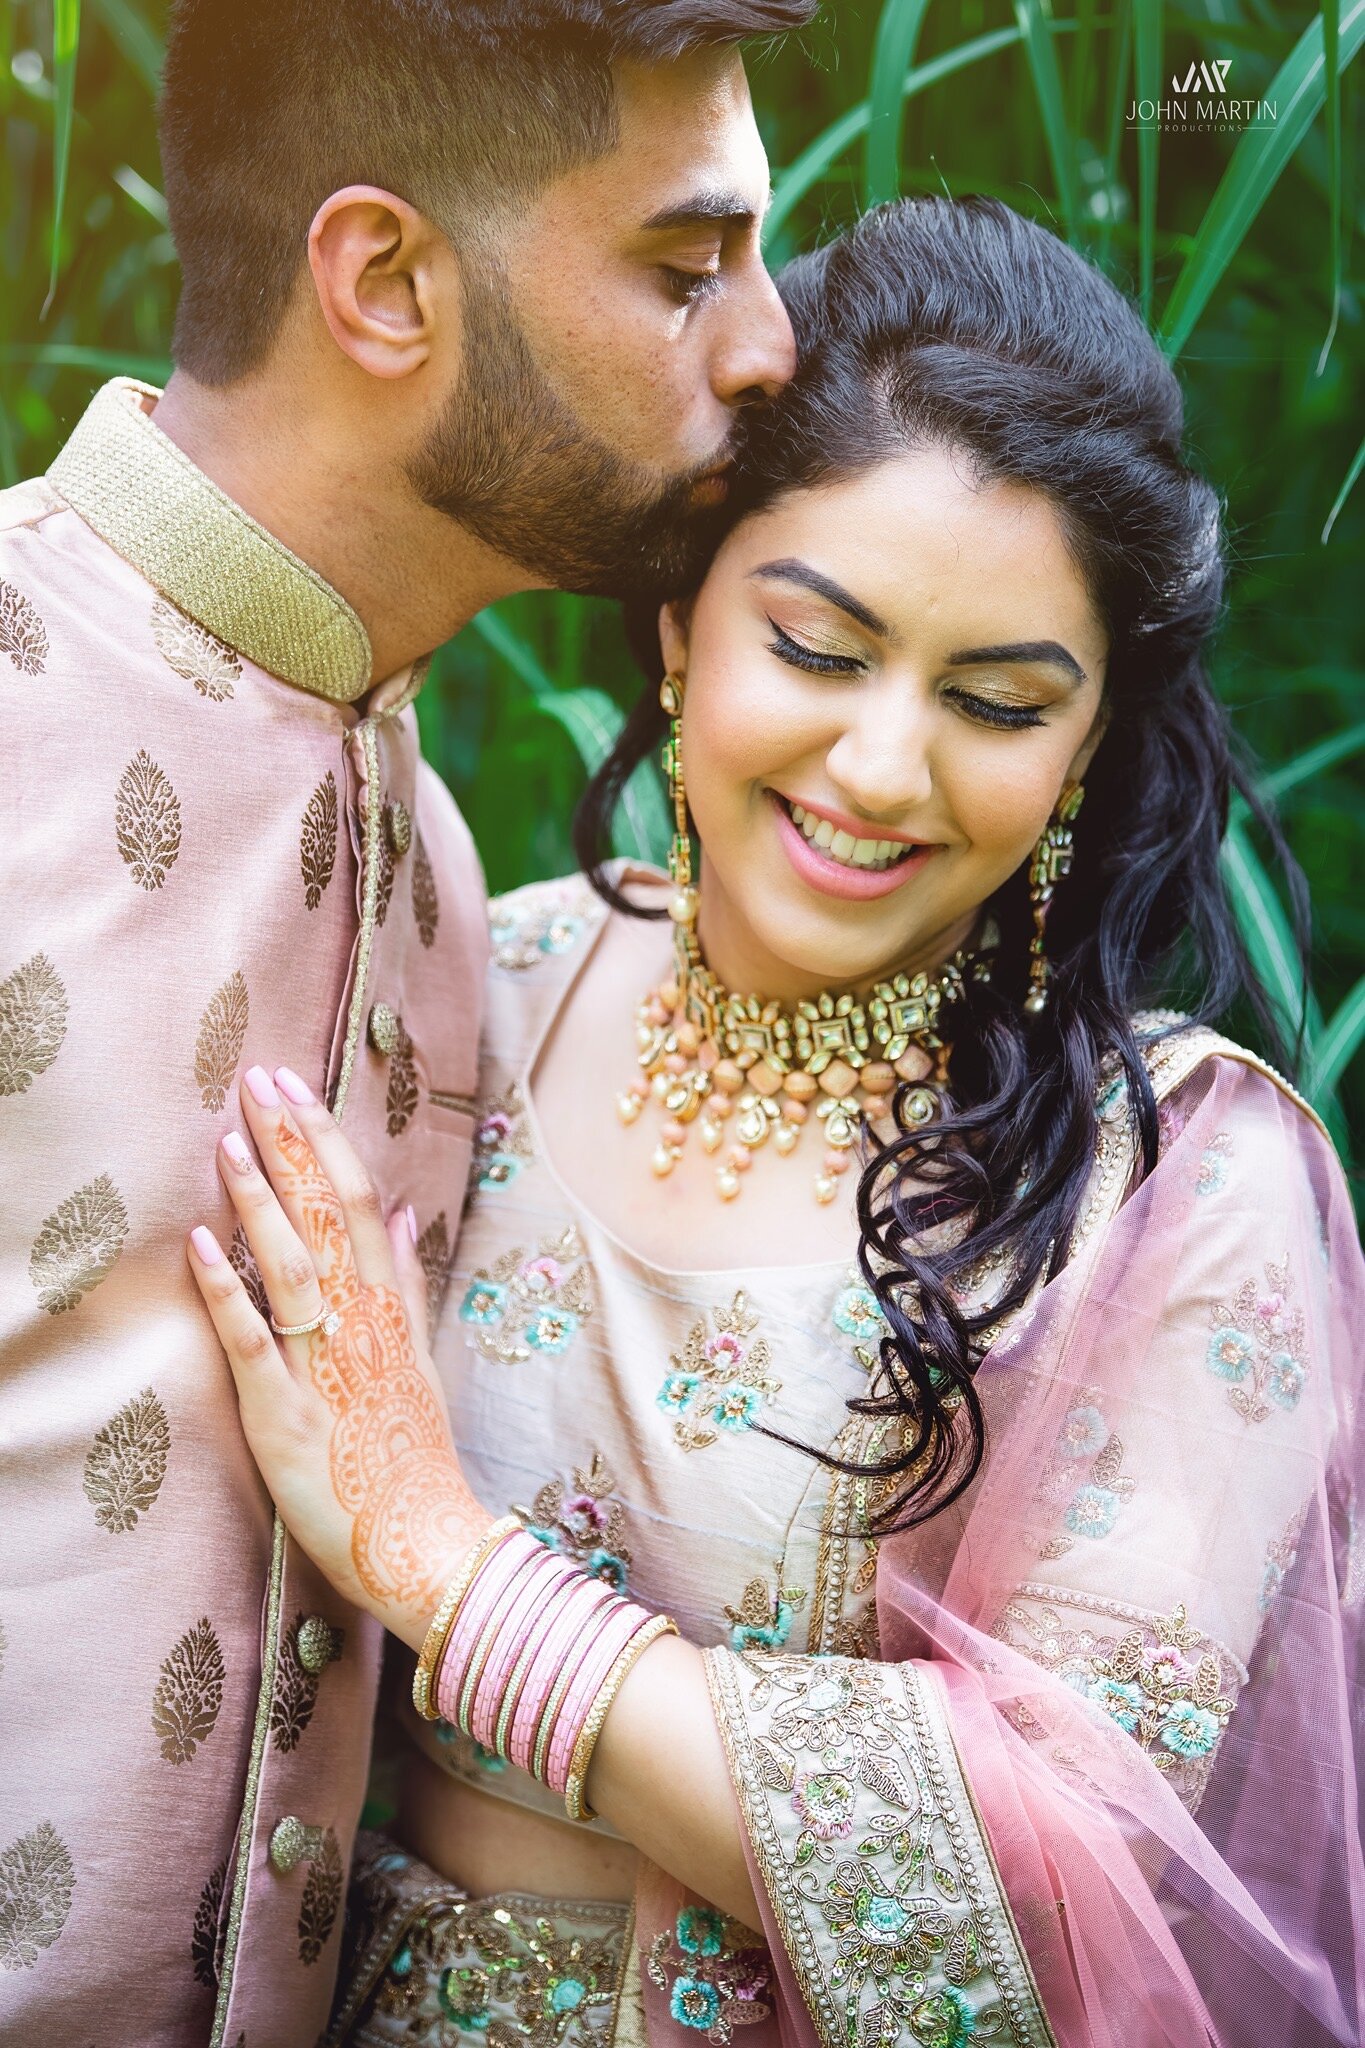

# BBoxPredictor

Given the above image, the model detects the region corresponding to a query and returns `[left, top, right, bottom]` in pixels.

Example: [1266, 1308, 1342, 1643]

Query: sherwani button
[384, 799, 412, 857]
[269, 1816, 325, 1874]
[296, 1615, 341, 1674]
[369, 1002, 400, 1056]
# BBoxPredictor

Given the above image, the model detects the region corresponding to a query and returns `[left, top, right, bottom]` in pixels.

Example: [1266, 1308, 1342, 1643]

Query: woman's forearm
[587, 1630, 759, 1927]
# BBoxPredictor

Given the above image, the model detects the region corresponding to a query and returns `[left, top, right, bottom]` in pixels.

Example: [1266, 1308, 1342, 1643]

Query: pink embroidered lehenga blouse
[399, 873, 1364, 2048]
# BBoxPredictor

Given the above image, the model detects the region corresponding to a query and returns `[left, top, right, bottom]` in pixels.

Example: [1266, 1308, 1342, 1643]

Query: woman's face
[663, 444, 1110, 999]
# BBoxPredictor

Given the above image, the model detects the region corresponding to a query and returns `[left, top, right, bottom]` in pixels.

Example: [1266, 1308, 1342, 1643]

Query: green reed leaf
[1315, 974, 1365, 1093]
[0, 342, 171, 378]
[865, 0, 933, 207]
[1013, 0, 1081, 236]
[1133, 0, 1163, 315]
[1222, 817, 1318, 1044]
[1097, 0, 1132, 263]
[1322, 423, 1365, 540]
[1258, 719, 1365, 801]
[44, 0, 82, 315]
[1318, 0, 1343, 370]
[1160, 0, 1365, 358]
[768, 26, 1030, 242]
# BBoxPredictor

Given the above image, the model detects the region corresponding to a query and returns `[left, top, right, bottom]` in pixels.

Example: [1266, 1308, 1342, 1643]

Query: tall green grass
[5, 0, 1362, 1158]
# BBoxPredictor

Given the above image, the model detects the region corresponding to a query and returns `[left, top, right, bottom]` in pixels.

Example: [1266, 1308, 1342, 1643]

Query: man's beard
[408, 264, 731, 598]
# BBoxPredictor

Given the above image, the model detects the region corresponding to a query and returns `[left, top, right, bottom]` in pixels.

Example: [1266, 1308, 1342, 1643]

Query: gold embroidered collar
[47, 377, 374, 704]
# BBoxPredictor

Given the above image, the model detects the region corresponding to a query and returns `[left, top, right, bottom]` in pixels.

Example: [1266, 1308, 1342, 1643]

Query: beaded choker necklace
[619, 918, 994, 1205]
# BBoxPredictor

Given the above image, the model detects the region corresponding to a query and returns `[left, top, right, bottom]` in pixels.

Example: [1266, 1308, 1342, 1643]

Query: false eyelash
[766, 619, 864, 676]
[944, 689, 1047, 731]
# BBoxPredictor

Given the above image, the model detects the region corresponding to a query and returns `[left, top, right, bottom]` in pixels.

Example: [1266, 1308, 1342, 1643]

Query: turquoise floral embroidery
[1196, 1132, 1232, 1196]
[1160, 1701, 1223, 1758]
[1036, 1389, 1135, 1560]
[832, 1281, 886, 1345]
[1206, 1327, 1255, 1380]
[647, 1910, 772, 2042]
[433, 1720, 507, 1774]
[908, 1987, 977, 2047]
[1057, 1403, 1107, 1459]
[489, 883, 595, 972]
[1064, 1483, 1122, 1539]
[724, 1575, 807, 1654]
[1206, 1257, 1307, 1424]
[1078, 1604, 1234, 1793]
[458, 1228, 596, 1367]
[658, 1293, 781, 1453]
[472, 1087, 535, 1195]
[514, 1454, 631, 1595]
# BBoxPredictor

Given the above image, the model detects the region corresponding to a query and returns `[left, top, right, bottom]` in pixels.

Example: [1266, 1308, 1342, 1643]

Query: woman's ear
[658, 600, 692, 680]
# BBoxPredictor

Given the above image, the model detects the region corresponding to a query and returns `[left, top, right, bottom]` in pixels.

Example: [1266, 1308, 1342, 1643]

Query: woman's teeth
[787, 802, 911, 872]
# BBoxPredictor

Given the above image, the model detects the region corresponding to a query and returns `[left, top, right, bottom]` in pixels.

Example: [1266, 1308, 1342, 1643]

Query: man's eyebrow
[948, 641, 1087, 684]
[748, 558, 888, 637]
[640, 189, 768, 234]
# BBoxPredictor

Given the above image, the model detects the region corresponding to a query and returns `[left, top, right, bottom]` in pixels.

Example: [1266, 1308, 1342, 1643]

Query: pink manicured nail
[222, 1132, 253, 1172]
[275, 1066, 315, 1106]
[406, 1204, 418, 1245]
[190, 1226, 222, 1266]
[244, 1065, 279, 1107]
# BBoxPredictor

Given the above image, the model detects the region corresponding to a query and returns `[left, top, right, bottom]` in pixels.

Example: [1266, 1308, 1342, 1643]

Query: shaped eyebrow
[748, 558, 888, 637]
[947, 640, 1086, 684]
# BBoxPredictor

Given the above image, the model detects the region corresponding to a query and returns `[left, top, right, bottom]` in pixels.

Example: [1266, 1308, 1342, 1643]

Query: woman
[187, 199, 1364, 2047]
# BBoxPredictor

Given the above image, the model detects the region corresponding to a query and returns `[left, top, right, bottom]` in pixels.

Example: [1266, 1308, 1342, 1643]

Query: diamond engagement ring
[269, 1308, 342, 1338]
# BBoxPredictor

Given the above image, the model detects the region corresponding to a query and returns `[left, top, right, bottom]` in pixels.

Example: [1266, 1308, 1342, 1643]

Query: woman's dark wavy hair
[574, 196, 1308, 1531]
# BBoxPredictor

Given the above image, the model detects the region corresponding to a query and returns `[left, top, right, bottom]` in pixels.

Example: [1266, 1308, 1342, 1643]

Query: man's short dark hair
[160, 0, 816, 385]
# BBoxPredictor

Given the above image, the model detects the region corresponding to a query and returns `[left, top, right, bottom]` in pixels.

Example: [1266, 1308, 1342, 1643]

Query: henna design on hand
[268, 1120, 474, 1612]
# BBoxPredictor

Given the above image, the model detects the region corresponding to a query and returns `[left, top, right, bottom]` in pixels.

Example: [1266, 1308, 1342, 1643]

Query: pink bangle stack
[426, 1525, 675, 1820]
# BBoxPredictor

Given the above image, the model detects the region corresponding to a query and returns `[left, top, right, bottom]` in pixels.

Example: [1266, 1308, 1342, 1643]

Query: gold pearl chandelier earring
[1024, 780, 1085, 1015]
[616, 672, 994, 1204]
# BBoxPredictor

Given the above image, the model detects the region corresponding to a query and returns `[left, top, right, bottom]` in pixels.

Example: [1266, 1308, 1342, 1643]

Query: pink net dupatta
[635, 1054, 1365, 2048]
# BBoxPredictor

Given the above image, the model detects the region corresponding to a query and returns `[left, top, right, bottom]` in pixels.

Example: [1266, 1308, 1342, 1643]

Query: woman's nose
[824, 703, 935, 823]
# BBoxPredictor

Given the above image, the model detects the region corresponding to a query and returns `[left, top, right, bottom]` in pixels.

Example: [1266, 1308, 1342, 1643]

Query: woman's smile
[766, 790, 937, 900]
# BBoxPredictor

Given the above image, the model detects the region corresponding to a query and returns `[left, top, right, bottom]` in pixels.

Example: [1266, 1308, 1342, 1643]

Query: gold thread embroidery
[195, 969, 250, 1112]
[211, 1511, 286, 2045]
[152, 597, 241, 701]
[513, 1453, 631, 1589]
[412, 830, 440, 948]
[191, 1856, 228, 1991]
[29, 1172, 128, 1314]
[298, 1829, 343, 1966]
[415, 1211, 452, 1336]
[0, 1822, 76, 1970]
[329, 721, 381, 1121]
[152, 1616, 226, 1764]
[386, 1020, 419, 1137]
[0, 951, 68, 1096]
[300, 769, 339, 911]
[0, 578, 48, 675]
[83, 1385, 170, 1532]
[704, 1651, 1055, 2048]
[115, 749, 183, 890]
[657, 1293, 780, 1453]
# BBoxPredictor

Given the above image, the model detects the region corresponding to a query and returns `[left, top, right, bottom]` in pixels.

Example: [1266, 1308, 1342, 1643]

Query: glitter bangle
[411, 1515, 520, 1722]
[565, 1613, 678, 1824]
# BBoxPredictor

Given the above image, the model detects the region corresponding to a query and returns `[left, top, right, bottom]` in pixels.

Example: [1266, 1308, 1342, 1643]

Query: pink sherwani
[0, 379, 487, 2046]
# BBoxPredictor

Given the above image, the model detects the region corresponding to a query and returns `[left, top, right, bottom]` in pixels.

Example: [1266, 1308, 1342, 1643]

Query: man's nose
[713, 262, 797, 408]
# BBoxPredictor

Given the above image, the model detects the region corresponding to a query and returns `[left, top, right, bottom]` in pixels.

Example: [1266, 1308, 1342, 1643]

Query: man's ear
[658, 599, 693, 679]
[307, 186, 457, 380]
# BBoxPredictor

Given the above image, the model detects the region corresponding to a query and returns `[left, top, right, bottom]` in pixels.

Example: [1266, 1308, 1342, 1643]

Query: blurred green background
[3, 0, 1362, 1159]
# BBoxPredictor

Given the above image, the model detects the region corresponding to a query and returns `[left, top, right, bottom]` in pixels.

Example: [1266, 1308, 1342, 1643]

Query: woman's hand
[187, 1064, 492, 1650]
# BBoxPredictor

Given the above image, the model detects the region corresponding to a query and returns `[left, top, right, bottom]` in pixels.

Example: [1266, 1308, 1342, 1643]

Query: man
[0, 2, 809, 2041]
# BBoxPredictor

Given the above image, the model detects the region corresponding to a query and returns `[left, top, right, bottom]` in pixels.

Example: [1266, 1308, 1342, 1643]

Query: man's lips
[688, 465, 732, 508]
[767, 791, 935, 902]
